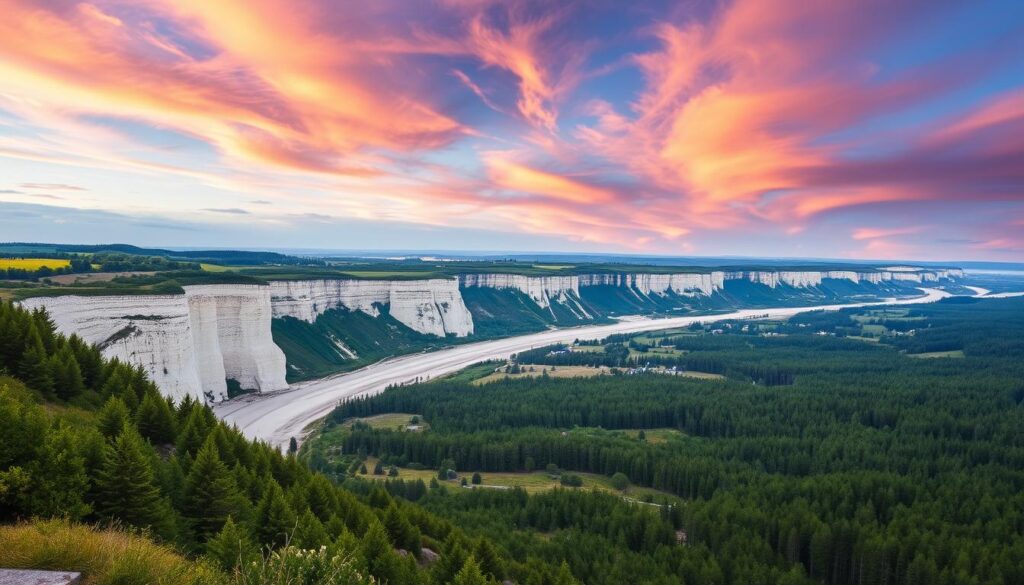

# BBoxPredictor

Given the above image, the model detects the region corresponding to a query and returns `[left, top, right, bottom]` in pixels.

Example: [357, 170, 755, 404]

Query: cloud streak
[0, 0, 1021, 259]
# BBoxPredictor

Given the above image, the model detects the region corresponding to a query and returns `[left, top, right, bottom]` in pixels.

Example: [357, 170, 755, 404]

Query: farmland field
[0, 258, 71, 270]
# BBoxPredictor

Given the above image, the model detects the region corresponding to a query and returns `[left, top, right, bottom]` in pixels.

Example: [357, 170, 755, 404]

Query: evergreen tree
[360, 520, 402, 585]
[97, 396, 130, 440]
[383, 504, 421, 555]
[28, 423, 91, 520]
[183, 437, 248, 543]
[205, 516, 255, 572]
[292, 508, 329, 549]
[135, 392, 177, 444]
[473, 537, 504, 581]
[432, 533, 469, 584]
[453, 557, 488, 585]
[18, 327, 53, 396]
[93, 427, 172, 535]
[253, 480, 296, 548]
[51, 347, 85, 400]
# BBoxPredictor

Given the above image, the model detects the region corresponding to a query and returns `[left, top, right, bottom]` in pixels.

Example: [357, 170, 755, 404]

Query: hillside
[0, 299, 580, 584]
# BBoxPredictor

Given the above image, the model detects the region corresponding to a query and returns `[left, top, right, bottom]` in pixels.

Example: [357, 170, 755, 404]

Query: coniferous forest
[324, 297, 1024, 585]
[0, 299, 578, 584]
[4, 295, 1024, 584]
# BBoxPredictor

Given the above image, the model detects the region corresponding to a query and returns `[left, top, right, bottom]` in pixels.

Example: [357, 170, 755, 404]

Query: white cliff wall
[19, 268, 958, 402]
[464, 268, 958, 300]
[269, 279, 473, 337]
[187, 285, 288, 397]
[19, 294, 205, 402]
[19, 285, 288, 403]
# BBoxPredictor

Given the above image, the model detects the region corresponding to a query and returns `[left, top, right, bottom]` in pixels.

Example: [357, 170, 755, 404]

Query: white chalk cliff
[20, 285, 288, 404]
[269, 279, 473, 337]
[20, 268, 959, 402]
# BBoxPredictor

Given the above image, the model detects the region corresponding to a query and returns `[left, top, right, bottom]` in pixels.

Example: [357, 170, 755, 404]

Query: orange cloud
[484, 153, 615, 204]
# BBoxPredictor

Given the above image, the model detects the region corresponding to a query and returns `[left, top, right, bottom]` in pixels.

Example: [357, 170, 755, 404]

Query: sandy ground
[214, 288, 956, 450]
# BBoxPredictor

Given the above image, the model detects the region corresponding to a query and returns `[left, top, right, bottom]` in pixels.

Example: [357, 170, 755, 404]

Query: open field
[48, 270, 156, 285]
[677, 370, 726, 380]
[360, 457, 679, 501]
[0, 258, 70, 270]
[199, 263, 233, 272]
[472, 364, 609, 385]
[906, 350, 965, 358]
[340, 412, 427, 431]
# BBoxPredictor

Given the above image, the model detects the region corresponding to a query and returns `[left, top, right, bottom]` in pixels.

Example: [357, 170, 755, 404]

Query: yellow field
[0, 258, 70, 270]
[199, 263, 232, 272]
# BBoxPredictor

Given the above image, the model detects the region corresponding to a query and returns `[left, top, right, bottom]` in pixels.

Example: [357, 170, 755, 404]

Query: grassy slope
[272, 306, 448, 381]
[0, 520, 223, 585]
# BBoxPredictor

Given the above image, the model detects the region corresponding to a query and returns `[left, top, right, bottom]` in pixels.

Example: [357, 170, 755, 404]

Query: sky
[1, 0, 1022, 261]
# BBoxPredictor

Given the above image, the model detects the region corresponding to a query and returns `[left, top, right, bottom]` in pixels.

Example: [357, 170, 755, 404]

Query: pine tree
[205, 516, 255, 572]
[29, 423, 91, 520]
[292, 508, 329, 549]
[553, 561, 580, 585]
[52, 347, 85, 400]
[432, 533, 469, 584]
[361, 520, 401, 584]
[18, 327, 54, 396]
[183, 437, 248, 543]
[93, 427, 172, 534]
[253, 480, 296, 548]
[453, 557, 488, 585]
[97, 396, 130, 439]
[383, 504, 420, 555]
[473, 537, 504, 581]
[176, 406, 210, 457]
[136, 392, 177, 444]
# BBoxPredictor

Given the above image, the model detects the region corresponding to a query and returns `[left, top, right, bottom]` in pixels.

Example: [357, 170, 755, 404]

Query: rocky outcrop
[20, 285, 287, 403]
[269, 279, 473, 337]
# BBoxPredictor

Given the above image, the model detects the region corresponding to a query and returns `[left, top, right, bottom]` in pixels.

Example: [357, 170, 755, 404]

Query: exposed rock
[20, 268, 959, 403]
[21, 285, 287, 403]
[0, 569, 81, 584]
[270, 279, 473, 337]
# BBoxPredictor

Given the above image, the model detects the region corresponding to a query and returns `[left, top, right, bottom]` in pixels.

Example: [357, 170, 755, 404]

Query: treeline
[328, 297, 1024, 585]
[0, 300, 579, 585]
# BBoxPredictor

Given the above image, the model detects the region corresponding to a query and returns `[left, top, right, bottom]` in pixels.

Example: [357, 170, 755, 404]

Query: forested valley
[322, 297, 1024, 585]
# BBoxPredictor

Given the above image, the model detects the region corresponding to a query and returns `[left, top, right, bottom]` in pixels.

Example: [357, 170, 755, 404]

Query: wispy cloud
[0, 0, 1020, 258]
[202, 207, 250, 215]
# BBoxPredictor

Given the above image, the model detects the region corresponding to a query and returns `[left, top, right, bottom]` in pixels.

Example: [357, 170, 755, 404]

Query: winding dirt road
[214, 288, 954, 449]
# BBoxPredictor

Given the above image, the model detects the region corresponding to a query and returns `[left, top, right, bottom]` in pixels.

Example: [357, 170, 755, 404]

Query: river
[214, 288, 954, 449]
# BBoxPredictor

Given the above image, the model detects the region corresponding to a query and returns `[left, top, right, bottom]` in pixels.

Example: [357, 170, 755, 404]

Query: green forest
[319, 297, 1024, 585]
[0, 299, 580, 584]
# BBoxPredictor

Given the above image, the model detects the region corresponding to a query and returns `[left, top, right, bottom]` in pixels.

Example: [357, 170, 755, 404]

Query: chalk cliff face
[20, 285, 288, 403]
[20, 267, 960, 402]
[459, 274, 590, 318]
[463, 268, 959, 299]
[269, 279, 473, 337]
